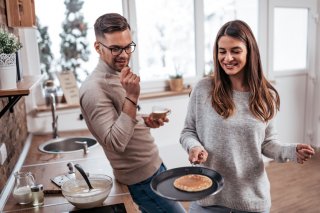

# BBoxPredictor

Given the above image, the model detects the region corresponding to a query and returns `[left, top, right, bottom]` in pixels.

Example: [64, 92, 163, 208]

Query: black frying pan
[150, 166, 224, 201]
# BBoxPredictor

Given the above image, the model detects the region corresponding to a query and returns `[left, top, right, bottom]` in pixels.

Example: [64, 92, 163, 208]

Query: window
[135, 0, 196, 82]
[34, 0, 258, 88]
[273, 8, 308, 71]
[203, 0, 258, 74]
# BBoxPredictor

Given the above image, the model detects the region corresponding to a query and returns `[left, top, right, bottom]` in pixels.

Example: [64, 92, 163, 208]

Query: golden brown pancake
[173, 174, 213, 192]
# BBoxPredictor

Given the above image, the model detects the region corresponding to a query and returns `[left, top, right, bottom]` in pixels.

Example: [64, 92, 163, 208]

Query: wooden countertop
[3, 130, 138, 213]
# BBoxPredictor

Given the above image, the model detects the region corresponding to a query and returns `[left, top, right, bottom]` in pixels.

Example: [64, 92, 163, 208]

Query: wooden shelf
[0, 75, 42, 97]
[0, 75, 43, 118]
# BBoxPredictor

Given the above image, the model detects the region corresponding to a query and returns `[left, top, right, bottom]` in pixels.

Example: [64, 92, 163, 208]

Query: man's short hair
[94, 13, 131, 38]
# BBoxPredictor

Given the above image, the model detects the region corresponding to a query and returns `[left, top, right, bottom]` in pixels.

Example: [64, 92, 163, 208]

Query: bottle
[44, 80, 58, 106]
[31, 184, 44, 206]
[12, 171, 35, 204]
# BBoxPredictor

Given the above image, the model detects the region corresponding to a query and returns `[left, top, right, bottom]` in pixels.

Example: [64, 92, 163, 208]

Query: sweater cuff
[182, 138, 203, 153]
[282, 143, 298, 163]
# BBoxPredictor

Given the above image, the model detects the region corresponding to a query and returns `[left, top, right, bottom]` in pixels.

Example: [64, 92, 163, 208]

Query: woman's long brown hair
[212, 20, 280, 122]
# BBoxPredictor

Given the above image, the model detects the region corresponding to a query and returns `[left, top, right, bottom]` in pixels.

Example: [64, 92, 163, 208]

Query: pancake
[173, 174, 213, 192]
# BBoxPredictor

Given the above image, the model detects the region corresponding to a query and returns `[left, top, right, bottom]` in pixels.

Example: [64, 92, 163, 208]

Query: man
[79, 13, 185, 213]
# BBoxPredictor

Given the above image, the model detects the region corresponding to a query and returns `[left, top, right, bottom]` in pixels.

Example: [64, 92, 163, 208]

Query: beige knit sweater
[79, 59, 162, 185]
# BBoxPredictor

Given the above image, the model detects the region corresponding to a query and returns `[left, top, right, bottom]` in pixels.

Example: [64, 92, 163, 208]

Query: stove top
[69, 203, 127, 213]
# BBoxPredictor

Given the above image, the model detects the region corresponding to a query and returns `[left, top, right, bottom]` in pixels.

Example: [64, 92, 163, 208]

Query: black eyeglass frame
[98, 41, 136, 56]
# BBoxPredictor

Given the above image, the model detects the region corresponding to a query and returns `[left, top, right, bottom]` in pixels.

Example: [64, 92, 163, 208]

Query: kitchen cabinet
[0, 75, 42, 118]
[5, 0, 36, 28]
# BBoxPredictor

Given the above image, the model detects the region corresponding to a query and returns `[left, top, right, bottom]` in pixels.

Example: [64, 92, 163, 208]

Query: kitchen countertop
[3, 130, 138, 213]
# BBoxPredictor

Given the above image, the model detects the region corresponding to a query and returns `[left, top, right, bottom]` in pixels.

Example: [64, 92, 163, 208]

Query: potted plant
[168, 67, 184, 92]
[0, 29, 23, 90]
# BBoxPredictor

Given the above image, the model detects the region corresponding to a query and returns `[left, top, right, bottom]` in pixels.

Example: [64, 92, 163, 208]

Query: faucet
[75, 141, 89, 154]
[50, 93, 59, 139]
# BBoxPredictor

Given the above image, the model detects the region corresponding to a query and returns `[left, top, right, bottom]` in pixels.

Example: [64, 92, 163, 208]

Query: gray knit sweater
[180, 77, 297, 212]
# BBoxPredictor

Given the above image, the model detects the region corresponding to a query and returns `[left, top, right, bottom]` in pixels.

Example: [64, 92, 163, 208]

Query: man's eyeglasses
[98, 41, 136, 56]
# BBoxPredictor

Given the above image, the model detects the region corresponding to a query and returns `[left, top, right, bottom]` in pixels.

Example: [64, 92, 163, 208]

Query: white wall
[28, 107, 86, 134]
[140, 95, 189, 147]
[139, 95, 191, 168]
[274, 74, 307, 144]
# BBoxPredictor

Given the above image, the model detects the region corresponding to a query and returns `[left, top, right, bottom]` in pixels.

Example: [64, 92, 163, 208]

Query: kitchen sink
[38, 137, 98, 154]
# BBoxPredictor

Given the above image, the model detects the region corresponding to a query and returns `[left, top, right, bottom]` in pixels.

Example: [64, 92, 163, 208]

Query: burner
[69, 203, 127, 213]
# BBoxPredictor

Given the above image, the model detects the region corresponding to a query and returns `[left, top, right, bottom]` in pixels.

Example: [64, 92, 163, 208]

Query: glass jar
[12, 171, 35, 205]
[44, 80, 58, 106]
[31, 184, 44, 206]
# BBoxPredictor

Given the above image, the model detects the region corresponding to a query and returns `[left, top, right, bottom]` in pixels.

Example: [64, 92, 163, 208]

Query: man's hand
[120, 67, 140, 119]
[143, 115, 169, 128]
[120, 66, 140, 102]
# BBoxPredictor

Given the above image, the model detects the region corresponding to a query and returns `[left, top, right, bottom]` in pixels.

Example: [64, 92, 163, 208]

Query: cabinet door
[6, 0, 36, 27]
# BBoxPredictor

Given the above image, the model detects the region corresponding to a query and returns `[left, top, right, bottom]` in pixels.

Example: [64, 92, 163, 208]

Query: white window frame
[267, 0, 317, 80]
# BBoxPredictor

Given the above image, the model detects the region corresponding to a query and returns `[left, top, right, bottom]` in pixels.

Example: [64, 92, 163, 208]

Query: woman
[180, 20, 315, 213]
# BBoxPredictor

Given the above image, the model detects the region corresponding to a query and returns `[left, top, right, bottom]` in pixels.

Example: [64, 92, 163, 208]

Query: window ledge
[33, 87, 192, 113]
[140, 87, 191, 100]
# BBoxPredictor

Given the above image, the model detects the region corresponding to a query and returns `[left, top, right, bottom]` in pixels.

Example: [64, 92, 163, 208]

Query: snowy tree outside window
[36, 17, 54, 81]
[59, 0, 90, 83]
[35, 0, 122, 83]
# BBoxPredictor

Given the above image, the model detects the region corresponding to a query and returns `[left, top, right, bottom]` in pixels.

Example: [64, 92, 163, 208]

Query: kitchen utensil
[43, 189, 62, 194]
[150, 166, 224, 201]
[51, 162, 76, 188]
[61, 174, 113, 209]
[74, 164, 93, 190]
[12, 171, 35, 204]
[51, 175, 70, 187]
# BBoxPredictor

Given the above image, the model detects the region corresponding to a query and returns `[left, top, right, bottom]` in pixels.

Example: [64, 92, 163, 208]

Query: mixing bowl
[61, 174, 113, 209]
